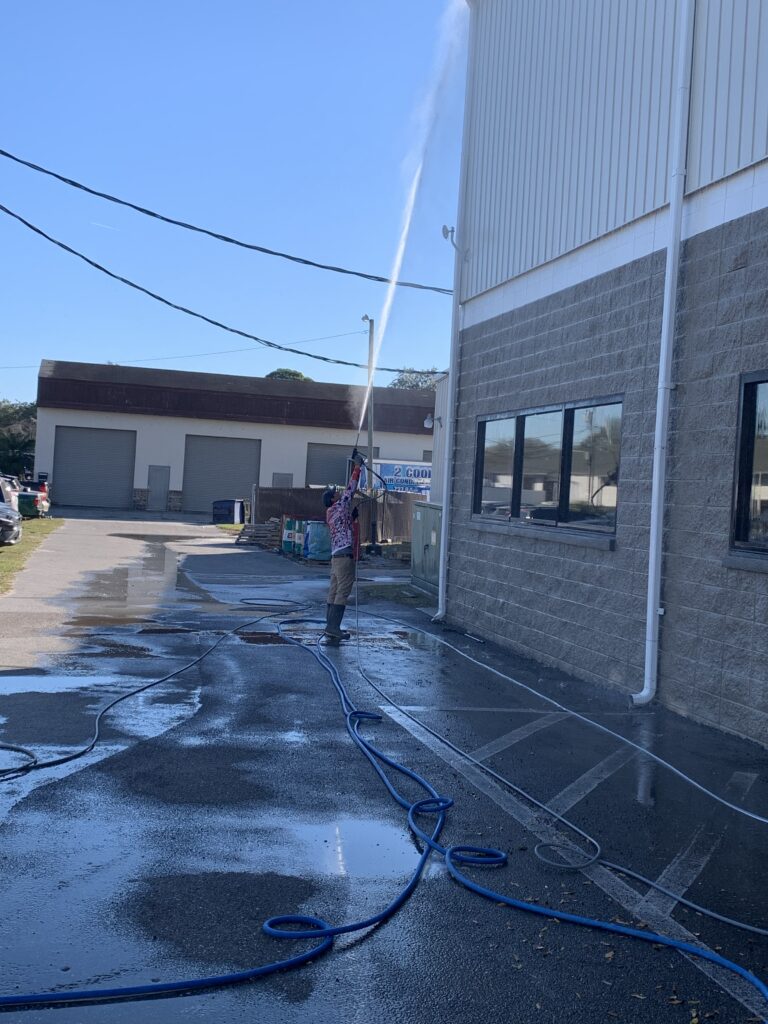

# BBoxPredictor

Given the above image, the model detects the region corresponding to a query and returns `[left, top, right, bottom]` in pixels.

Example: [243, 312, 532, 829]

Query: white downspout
[433, 7, 474, 623]
[433, 240, 464, 621]
[633, 0, 696, 705]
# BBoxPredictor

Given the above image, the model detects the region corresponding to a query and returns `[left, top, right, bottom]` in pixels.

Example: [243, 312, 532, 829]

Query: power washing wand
[351, 448, 384, 556]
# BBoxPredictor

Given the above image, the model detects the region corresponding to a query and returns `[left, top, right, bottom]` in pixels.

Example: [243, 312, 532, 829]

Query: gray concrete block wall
[449, 250, 664, 695]
[662, 208, 768, 744]
[448, 208, 768, 746]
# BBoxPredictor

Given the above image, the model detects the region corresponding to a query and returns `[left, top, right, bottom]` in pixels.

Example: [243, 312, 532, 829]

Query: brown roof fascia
[36, 361, 435, 435]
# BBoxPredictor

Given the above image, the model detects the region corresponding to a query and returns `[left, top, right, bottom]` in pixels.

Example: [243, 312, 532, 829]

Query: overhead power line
[0, 203, 439, 375]
[0, 148, 453, 296]
[0, 332, 367, 371]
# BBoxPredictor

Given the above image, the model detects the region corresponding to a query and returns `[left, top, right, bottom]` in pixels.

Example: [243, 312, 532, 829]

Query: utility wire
[0, 332, 367, 371]
[0, 148, 453, 296]
[0, 203, 440, 376]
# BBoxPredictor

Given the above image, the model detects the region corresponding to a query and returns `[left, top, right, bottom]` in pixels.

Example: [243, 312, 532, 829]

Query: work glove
[351, 449, 365, 467]
[351, 506, 359, 520]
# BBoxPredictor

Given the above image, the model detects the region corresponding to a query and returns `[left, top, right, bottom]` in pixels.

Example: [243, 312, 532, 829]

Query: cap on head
[322, 487, 336, 508]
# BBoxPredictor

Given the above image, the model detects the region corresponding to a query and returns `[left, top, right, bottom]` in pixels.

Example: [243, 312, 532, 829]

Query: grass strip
[0, 518, 63, 595]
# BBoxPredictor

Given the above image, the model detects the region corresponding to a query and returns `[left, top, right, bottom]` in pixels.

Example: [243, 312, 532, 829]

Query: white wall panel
[461, 0, 677, 301]
[35, 409, 427, 491]
[687, 0, 768, 191]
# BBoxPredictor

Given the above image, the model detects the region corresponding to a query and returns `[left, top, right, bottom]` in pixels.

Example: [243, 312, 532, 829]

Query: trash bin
[212, 499, 246, 524]
[303, 520, 331, 561]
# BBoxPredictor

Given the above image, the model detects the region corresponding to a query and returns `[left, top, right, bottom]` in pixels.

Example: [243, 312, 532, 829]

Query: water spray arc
[356, 0, 468, 439]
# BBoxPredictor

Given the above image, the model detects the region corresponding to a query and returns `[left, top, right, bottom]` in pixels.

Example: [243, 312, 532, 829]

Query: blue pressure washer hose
[1, 612, 766, 1017]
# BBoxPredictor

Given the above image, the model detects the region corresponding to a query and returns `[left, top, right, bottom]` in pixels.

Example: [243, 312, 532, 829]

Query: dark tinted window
[473, 400, 623, 533]
[568, 403, 622, 529]
[474, 418, 515, 517]
[735, 380, 768, 552]
[519, 410, 563, 526]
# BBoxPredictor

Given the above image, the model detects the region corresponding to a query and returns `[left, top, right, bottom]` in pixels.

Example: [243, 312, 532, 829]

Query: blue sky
[0, 1, 467, 402]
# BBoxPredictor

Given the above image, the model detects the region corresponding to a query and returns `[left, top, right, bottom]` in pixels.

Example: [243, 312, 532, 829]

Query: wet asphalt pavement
[0, 517, 766, 1023]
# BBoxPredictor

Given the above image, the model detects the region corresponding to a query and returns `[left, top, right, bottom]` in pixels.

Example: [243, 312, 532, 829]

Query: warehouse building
[443, 0, 768, 744]
[35, 360, 434, 513]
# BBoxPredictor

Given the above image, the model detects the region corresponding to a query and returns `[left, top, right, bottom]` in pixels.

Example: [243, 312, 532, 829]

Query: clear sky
[0, 1, 468, 403]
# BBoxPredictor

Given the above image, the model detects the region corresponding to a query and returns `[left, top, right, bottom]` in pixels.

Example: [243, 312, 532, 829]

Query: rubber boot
[335, 604, 351, 640]
[325, 603, 350, 641]
[326, 604, 350, 639]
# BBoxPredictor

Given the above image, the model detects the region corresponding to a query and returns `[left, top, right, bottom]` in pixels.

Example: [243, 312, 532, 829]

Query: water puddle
[359, 576, 406, 583]
[238, 632, 290, 645]
[137, 626, 192, 635]
[0, 673, 113, 695]
[278, 729, 308, 744]
[65, 616, 149, 629]
[248, 815, 430, 880]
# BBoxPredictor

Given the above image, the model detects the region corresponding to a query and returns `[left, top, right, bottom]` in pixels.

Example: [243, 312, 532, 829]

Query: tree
[0, 400, 36, 476]
[387, 368, 439, 390]
[265, 368, 314, 382]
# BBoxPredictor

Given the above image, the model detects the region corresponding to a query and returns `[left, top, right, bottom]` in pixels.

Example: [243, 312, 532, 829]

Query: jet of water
[357, 0, 467, 434]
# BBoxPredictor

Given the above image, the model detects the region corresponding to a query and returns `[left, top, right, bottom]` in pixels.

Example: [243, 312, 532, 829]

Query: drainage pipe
[633, 0, 696, 706]
[434, 16, 474, 623]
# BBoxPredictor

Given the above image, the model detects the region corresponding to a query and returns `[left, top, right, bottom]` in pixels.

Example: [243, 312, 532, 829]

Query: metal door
[181, 435, 261, 513]
[411, 502, 442, 593]
[147, 465, 170, 511]
[52, 426, 136, 508]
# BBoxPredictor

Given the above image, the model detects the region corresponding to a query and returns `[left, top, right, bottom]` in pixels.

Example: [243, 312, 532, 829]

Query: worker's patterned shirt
[327, 470, 360, 555]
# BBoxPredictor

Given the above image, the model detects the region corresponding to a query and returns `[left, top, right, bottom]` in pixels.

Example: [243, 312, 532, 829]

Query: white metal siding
[462, 0, 677, 301]
[52, 426, 136, 508]
[181, 435, 261, 513]
[462, 0, 768, 302]
[687, 0, 768, 191]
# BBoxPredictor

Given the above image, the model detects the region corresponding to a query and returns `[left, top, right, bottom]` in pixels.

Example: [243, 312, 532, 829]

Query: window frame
[732, 372, 768, 554]
[472, 395, 623, 534]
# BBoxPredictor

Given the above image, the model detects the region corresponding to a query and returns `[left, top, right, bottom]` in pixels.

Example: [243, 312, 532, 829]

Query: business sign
[373, 461, 431, 497]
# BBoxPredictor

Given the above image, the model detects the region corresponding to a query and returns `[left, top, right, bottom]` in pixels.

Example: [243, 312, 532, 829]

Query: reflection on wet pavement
[0, 673, 121, 695]
[0, 528, 765, 1023]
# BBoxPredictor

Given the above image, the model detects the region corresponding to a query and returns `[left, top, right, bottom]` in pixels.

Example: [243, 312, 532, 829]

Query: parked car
[0, 502, 22, 545]
[18, 489, 50, 518]
[0, 475, 21, 512]
[22, 478, 50, 498]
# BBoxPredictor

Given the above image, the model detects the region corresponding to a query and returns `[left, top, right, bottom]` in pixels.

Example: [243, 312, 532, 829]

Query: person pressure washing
[322, 450, 364, 641]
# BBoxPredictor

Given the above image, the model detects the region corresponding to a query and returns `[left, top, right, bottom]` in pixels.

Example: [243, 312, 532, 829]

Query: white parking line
[467, 712, 565, 762]
[547, 746, 638, 815]
[381, 707, 766, 1019]
[398, 706, 553, 713]
[635, 770, 758, 919]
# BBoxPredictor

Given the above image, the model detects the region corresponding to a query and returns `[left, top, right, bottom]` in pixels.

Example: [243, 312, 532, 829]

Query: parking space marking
[398, 706, 555, 714]
[396, 706, 648, 716]
[382, 707, 766, 1018]
[635, 770, 758, 919]
[467, 712, 565, 762]
[546, 745, 638, 815]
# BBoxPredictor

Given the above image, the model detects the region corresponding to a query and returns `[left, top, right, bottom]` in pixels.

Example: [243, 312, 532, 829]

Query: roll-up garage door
[52, 425, 137, 508]
[181, 435, 261, 513]
[306, 443, 379, 486]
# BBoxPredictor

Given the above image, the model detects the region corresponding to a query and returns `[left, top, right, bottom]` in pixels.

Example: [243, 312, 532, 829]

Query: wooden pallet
[236, 522, 281, 548]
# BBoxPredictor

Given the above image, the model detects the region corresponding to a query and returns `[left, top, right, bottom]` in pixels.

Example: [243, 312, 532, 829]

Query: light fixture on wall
[424, 413, 442, 430]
